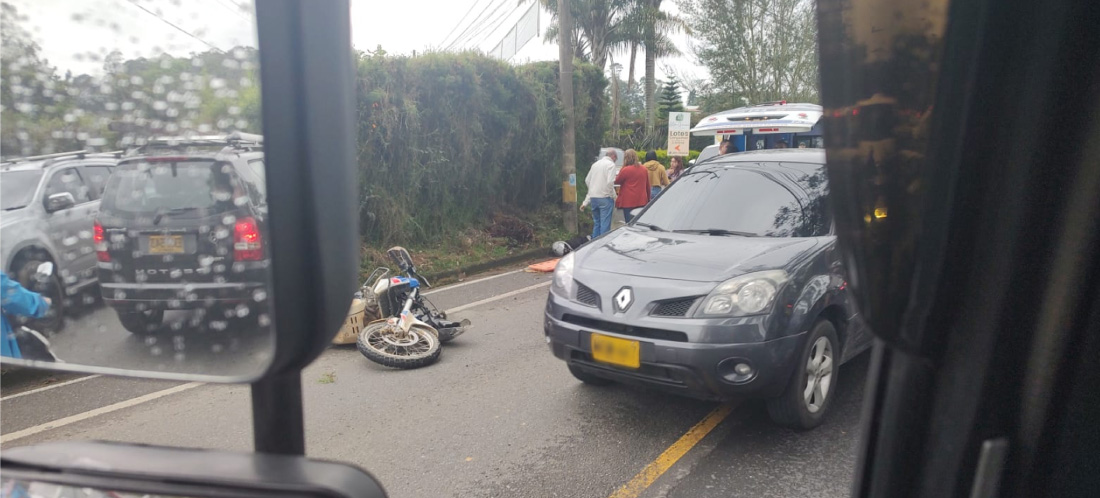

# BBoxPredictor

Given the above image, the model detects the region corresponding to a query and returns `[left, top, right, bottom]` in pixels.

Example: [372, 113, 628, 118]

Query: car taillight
[234, 217, 263, 261]
[94, 221, 110, 262]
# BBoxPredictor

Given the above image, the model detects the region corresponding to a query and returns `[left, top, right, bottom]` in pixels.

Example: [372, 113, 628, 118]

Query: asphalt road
[37, 299, 273, 378]
[1, 264, 868, 498]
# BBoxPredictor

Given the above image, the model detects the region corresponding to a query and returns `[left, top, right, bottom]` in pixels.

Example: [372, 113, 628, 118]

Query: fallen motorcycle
[348, 246, 470, 369]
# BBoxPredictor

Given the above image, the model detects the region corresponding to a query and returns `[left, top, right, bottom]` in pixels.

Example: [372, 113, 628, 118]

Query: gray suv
[1, 151, 119, 330]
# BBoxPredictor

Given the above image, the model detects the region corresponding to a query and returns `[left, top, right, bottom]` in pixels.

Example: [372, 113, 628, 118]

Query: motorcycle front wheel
[356, 321, 441, 369]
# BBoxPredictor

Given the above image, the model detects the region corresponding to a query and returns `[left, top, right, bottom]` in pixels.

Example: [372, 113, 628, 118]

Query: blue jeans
[590, 197, 614, 238]
[622, 208, 639, 223]
[650, 186, 662, 201]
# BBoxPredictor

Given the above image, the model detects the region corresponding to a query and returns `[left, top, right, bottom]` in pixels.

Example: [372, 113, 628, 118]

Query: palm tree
[533, 0, 633, 71]
[634, 0, 688, 139]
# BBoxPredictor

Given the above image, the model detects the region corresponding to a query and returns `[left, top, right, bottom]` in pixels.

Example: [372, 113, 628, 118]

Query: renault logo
[613, 287, 634, 312]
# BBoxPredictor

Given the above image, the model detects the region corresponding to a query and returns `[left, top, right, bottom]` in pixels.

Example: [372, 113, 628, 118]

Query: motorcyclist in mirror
[1, 272, 51, 359]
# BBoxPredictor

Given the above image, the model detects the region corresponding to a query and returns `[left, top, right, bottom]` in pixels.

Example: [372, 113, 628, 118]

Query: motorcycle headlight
[698, 270, 789, 317]
[551, 252, 576, 298]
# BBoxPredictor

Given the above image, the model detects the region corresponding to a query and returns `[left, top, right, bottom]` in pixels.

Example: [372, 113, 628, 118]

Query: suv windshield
[636, 163, 829, 237]
[101, 160, 241, 217]
[1, 170, 43, 210]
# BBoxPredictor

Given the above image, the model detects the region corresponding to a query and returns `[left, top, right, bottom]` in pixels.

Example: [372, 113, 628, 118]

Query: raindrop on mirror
[1, 0, 275, 380]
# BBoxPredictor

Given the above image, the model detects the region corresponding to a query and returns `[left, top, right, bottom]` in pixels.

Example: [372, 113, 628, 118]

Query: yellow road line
[608, 402, 736, 498]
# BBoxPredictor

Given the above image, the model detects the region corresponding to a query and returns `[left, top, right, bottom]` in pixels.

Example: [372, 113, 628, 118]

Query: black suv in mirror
[95, 133, 270, 336]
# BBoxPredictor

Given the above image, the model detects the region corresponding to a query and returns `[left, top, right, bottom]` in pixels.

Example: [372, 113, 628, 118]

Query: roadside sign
[667, 112, 691, 156]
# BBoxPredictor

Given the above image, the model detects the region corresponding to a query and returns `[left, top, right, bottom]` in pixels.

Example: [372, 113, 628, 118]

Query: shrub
[356, 51, 607, 245]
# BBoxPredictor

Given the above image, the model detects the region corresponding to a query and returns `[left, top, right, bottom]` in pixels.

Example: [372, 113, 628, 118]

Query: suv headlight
[697, 270, 789, 317]
[551, 252, 576, 298]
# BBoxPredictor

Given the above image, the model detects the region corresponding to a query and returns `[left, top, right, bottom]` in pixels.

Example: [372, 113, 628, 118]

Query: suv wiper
[634, 222, 665, 232]
[153, 207, 198, 225]
[3, 205, 27, 211]
[674, 228, 758, 237]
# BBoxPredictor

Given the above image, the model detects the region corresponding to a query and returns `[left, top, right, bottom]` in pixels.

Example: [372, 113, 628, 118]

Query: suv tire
[16, 259, 64, 333]
[766, 319, 839, 430]
[117, 309, 165, 335]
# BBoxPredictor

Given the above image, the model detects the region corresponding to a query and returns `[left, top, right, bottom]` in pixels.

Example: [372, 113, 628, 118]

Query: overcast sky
[9, 0, 705, 82]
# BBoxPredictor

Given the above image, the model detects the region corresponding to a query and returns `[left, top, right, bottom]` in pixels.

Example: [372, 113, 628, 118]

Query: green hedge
[356, 51, 607, 245]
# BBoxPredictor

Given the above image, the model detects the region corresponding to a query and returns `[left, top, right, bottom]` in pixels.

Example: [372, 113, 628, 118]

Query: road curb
[422, 246, 549, 284]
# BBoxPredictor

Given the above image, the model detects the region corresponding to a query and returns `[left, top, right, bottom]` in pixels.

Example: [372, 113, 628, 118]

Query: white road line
[1, 382, 203, 444]
[446, 281, 550, 314]
[1, 375, 101, 401]
[423, 269, 525, 295]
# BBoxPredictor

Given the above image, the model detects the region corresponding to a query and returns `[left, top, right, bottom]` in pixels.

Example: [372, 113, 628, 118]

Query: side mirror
[2, 441, 386, 498]
[44, 192, 74, 212]
[2, 0, 371, 495]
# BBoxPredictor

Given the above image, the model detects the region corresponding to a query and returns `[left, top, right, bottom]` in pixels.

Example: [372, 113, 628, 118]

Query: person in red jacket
[614, 149, 650, 223]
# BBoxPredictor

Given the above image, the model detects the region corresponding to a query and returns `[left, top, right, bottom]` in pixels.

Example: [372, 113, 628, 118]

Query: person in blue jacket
[1, 272, 51, 359]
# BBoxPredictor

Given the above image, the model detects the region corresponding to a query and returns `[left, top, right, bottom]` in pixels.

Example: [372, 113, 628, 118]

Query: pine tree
[657, 76, 685, 116]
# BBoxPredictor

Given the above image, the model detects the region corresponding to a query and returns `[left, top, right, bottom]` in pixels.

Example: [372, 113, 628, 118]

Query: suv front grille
[562, 314, 688, 342]
[576, 283, 600, 308]
[651, 297, 700, 317]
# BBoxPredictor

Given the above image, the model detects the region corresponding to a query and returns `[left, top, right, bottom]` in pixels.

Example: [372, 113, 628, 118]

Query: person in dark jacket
[614, 149, 650, 223]
[642, 150, 670, 200]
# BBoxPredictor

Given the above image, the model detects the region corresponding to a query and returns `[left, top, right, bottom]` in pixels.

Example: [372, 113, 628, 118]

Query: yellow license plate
[590, 333, 640, 369]
[148, 235, 184, 254]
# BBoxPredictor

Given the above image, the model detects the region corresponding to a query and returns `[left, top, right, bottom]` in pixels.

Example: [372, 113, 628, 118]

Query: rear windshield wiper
[634, 222, 665, 232]
[674, 228, 758, 237]
[153, 207, 199, 225]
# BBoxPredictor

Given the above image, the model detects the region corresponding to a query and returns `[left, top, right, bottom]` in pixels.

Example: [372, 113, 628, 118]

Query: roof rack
[141, 131, 263, 147]
[0, 149, 125, 167]
[2, 150, 88, 164]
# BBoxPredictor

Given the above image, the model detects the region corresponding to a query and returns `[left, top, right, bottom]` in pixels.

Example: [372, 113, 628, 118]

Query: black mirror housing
[251, 0, 359, 379]
[1, 441, 386, 498]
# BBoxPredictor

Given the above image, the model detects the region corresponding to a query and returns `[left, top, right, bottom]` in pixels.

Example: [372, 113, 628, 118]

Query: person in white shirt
[580, 150, 618, 237]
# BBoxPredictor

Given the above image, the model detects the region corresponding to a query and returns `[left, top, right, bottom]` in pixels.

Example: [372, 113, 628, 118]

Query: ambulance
[690, 101, 824, 164]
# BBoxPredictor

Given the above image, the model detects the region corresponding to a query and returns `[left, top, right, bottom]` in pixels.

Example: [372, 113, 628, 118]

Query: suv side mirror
[44, 192, 74, 212]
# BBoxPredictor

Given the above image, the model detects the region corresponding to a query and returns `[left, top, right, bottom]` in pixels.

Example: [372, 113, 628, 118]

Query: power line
[125, 0, 225, 53]
[438, 0, 489, 49]
[457, 0, 514, 47]
[210, 0, 249, 20]
[445, 0, 510, 50]
[463, 2, 521, 50]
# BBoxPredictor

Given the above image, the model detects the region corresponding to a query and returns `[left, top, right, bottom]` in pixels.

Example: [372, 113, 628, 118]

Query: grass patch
[318, 372, 337, 384]
[359, 205, 586, 286]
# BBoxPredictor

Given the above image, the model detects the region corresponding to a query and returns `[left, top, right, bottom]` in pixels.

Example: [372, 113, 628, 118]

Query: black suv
[95, 133, 271, 335]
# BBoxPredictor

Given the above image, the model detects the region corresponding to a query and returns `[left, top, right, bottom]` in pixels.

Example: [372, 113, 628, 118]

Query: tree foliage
[657, 76, 685, 115]
[681, 0, 819, 106]
[356, 51, 607, 245]
[1, 2, 262, 157]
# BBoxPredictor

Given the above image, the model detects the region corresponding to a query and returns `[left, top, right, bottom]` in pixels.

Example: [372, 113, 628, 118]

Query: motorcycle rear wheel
[356, 321, 441, 369]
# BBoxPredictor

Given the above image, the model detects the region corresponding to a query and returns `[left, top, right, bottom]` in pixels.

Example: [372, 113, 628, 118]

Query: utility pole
[558, 0, 578, 233]
[611, 62, 622, 142]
